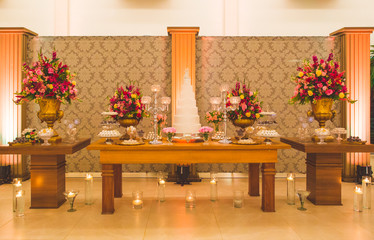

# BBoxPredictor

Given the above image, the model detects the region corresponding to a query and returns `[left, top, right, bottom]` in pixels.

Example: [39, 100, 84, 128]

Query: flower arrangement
[289, 53, 355, 104]
[14, 51, 77, 104]
[109, 85, 147, 121]
[163, 127, 176, 142]
[227, 82, 262, 120]
[21, 128, 40, 143]
[205, 111, 223, 124]
[199, 126, 213, 141]
[156, 114, 167, 126]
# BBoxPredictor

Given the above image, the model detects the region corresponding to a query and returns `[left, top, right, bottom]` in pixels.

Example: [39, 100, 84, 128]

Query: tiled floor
[0, 177, 373, 240]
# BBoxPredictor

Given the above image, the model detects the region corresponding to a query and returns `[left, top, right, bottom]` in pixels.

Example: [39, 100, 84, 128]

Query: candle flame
[16, 190, 23, 197]
[159, 179, 165, 185]
[86, 174, 93, 180]
[363, 177, 370, 183]
[68, 192, 75, 197]
[210, 179, 216, 184]
[355, 186, 363, 193]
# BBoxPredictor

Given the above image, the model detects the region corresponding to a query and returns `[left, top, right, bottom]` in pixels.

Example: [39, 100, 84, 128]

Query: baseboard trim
[66, 172, 306, 179]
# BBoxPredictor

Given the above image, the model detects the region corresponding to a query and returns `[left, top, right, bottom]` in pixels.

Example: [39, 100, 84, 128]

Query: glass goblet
[296, 190, 310, 211]
[64, 190, 79, 212]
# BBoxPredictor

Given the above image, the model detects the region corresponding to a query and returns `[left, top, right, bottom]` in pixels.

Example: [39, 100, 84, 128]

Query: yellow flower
[113, 104, 118, 109]
[298, 72, 304, 78]
[131, 94, 137, 99]
[339, 92, 345, 99]
[228, 93, 232, 98]
[71, 81, 76, 85]
[240, 94, 244, 99]
[245, 112, 251, 117]
[316, 70, 322, 77]
[308, 90, 313, 96]
[255, 113, 260, 119]
[47, 84, 53, 89]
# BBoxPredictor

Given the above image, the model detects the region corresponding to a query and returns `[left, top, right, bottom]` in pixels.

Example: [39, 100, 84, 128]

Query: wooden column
[261, 163, 276, 212]
[30, 155, 66, 208]
[330, 27, 374, 181]
[102, 164, 115, 214]
[0, 28, 38, 179]
[113, 164, 123, 198]
[167, 27, 201, 182]
[306, 153, 343, 205]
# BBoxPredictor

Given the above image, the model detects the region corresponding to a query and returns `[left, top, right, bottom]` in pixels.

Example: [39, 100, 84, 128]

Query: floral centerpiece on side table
[163, 127, 176, 144]
[109, 85, 147, 139]
[14, 51, 78, 143]
[289, 53, 355, 128]
[199, 126, 214, 142]
[227, 82, 262, 128]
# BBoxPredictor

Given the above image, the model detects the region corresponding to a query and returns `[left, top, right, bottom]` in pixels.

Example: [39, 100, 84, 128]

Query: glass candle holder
[158, 179, 166, 202]
[132, 191, 143, 209]
[64, 190, 79, 212]
[287, 173, 295, 205]
[85, 174, 93, 205]
[354, 185, 363, 212]
[233, 190, 244, 208]
[362, 176, 371, 209]
[15, 190, 25, 217]
[296, 190, 310, 211]
[210, 172, 218, 201]
[12, 178, 22, 212]
[185, 190, 196, 208]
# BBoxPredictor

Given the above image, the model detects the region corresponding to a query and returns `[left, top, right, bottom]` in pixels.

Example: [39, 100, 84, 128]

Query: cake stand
[256, 112, 280, 144]
[98, 112, 120, 144]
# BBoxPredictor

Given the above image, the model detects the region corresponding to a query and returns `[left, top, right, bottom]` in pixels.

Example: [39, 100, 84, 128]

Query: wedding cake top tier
[173, 70, 201, 134]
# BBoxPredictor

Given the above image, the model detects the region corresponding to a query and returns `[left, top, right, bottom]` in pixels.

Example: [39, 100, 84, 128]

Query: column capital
[167, 27, 200, 36]
[330, 27, 374, 37]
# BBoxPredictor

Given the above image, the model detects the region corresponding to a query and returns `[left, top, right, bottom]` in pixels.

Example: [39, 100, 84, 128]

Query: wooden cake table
[0, 138, 91, 208]
[87, 139, 290, 214]
[280, 137, 374, 205]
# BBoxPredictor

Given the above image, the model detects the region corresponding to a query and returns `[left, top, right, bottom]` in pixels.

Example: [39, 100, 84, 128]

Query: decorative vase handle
[307, 110, 314, 118]
[57, 110, 64, 123]
[37, 111, 44, 123]
[331, 110, 336, 121]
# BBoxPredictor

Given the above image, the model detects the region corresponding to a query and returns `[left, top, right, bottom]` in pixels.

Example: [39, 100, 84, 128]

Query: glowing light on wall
[330, 27, 374, 181]
[0, 28, 37, 176]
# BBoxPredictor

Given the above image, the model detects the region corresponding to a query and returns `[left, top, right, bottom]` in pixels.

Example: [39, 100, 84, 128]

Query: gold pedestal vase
[118, 118, 139, 140]
[307, 97, 336, 142]
[232, 119, 255, 139]
[37, 98, 64, 143]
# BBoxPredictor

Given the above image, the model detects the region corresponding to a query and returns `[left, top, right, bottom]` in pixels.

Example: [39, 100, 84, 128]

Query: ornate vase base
[311, 135, 334, 142]
[49, 135, 62, 143]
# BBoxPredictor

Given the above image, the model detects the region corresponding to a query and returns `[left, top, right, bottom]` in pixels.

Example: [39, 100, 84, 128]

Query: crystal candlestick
[287, 173, 295, 205]
[85, 174, 93, 205]
[362, 176, 371, 209]
[12, 178, 22, 212]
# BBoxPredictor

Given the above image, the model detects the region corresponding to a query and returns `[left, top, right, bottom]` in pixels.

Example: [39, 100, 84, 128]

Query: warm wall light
[0, 28, 37, 177]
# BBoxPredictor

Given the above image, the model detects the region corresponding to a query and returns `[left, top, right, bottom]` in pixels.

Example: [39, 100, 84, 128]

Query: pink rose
[36, 69, 42, 75]
[48, 68, 54, 74]
[326, 89, 333, 96]
[317, 83, 323, 88]
[322, 86, 327, 91]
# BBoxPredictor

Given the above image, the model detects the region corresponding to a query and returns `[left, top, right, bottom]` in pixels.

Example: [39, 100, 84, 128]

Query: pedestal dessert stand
[256, 112, 280, 144]
[98, 112, 120, 144]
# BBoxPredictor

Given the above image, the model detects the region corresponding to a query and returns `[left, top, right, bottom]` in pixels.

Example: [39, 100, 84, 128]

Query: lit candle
[85, 174, 94, 205]
[185, 190, 196, 208]
[132, 199, 143, 209]
[158, 179, 166, 202]
[12, 179, 22, 212]
[287, 173, 295, 205]
[362, 176, 371, 209]
[159, 179, 165, 185]
[15, 190, 25, 217]
[233, 190, 244, 208]
[210, 179, 218, 202]
[68, 192, 76, 198]
[354, 186, 363, 212]
[151, 84, 161, 93]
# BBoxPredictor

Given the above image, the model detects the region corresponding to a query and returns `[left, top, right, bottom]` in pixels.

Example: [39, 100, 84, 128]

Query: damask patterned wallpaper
[25, 36, 342, 173]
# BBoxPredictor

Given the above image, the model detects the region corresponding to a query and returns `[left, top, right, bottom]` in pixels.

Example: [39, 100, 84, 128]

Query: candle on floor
[132, 191, 143, 209]
[233, 190, 244, 208]
[158, 179, 166, 202]
[85, 173, 94, 205]
[15, 190, 25, 217]
[354, 185, 363, 212]
[287, 173, 295, 205]
[362, 176, 371, 209]
[12, 178, 22, 212]
[185, 190, 196, 208]
[210, 172, 218, 202]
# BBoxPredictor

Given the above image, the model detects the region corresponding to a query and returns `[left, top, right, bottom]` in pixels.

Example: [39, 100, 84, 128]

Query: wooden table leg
[113, 164, 122, 198]
[30, 155, 66, 208]
[261, 163, 276, 212]
[306, 153, 342, 205]
[102, 164, 115, 214]
[248, 163, 260, 196]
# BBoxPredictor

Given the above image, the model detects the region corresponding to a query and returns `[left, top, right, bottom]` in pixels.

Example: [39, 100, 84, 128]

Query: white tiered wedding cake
[173, 70, 201, 134]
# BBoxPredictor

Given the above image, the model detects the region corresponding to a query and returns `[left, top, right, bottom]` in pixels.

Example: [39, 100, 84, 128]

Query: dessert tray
[117, 140, 145, 146]
[256, 129, 280, 138]
[231, 138, 262, 145]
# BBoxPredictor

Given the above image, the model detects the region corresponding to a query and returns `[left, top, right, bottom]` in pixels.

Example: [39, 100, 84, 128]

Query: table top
[87, 138, 291, 152]
[0, 138, 91, 155]
[280, 137, 374, 153]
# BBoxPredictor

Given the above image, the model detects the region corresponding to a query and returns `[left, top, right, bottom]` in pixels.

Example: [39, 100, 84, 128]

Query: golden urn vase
[37, 98, 64, 143]
[231, 118, 255, 139]
[307, 97, 336, 142]
[118, 118, 139, 140]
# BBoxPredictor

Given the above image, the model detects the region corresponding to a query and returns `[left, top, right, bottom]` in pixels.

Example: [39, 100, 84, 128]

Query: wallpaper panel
[24, 36, 342, 173]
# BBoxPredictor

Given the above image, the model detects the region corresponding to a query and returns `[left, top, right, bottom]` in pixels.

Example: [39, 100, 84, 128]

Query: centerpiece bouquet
[14, 51, 78, 104]
[199, 126, 214, 142]
[289, 53, 354, 105]
[109, 85, 147, 121]
[227, 82, 262, 121]
[205, 111, 223, 133]
[163, 127, 176, 143]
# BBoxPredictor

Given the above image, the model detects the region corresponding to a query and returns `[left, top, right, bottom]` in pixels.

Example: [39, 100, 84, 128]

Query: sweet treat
[173, 70, 201, 134]
[315, 128, 330, 136]
[98, 130, 121, 138]
[257, 129, 280, 137]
